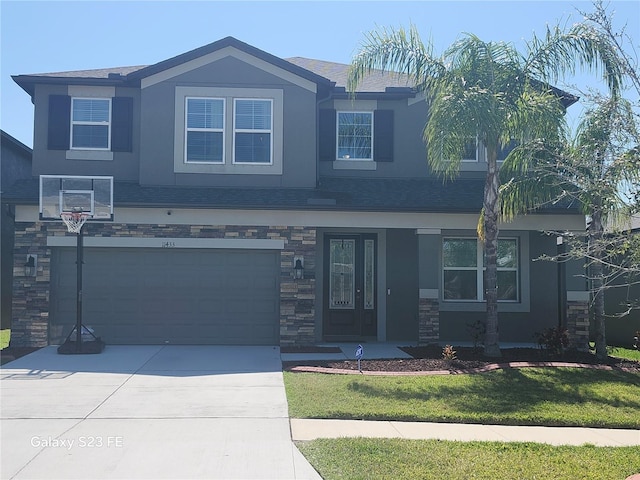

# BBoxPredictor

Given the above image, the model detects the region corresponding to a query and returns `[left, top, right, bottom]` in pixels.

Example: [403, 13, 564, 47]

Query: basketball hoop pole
[75, 223, 84, 352]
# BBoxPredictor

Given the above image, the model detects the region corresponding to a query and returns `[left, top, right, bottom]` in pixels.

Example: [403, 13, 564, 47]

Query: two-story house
[6, 36, 590, 348]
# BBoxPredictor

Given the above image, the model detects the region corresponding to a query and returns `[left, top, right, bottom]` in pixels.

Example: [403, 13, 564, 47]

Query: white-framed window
[497, 139, 518, 162]
[461, 137, 479, 162]
[174, 87, 283, 175]
[337, 111, 373, 160]
[443, 237, 519, 302]
[71, 98, 111, 150]
[185, 97, 225, 163]
[233, 99, 272, 164]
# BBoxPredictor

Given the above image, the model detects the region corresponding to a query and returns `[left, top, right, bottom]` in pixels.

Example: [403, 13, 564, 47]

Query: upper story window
[497, 139, 517, 161]
[337, 111, 373, 160]
[461, 137, 479, 162]
[234, 99, 272, 164]
[185, 98, 225, 163]
[71, 98, 111, 150]
[443, 237, 519, 302]
[319, 107, 393, 167]
[48, 93, 133, 157]
[174, 86, 283, 175]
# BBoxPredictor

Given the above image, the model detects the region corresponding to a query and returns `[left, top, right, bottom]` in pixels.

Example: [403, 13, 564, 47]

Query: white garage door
[50, 248, 280, 345]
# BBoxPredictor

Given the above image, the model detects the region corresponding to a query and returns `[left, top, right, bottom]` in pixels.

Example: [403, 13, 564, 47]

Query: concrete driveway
[1, 346, 321, 480]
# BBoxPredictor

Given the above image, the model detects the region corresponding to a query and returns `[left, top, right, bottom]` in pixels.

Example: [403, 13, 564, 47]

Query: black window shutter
[111, 97, 133, 152]
[319, 109, 336, 161]
[374, 109, 394, 162]
[47, 95, 71, 150]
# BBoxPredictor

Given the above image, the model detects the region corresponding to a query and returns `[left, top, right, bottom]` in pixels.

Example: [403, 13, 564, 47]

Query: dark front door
[323, 234, 377, 340]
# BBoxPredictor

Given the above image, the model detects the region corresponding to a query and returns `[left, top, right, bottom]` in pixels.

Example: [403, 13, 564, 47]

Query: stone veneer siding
[418, 298, 439, 344]
[566, 300, 590, 351]
[11, 221, 316, 347]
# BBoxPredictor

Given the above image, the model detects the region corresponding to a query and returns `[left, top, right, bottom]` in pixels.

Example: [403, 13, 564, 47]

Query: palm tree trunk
[590, 210, 607, 360]
[483, 147, 501, 358]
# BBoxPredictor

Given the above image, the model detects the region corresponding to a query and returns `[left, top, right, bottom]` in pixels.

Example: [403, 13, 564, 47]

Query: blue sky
[1, 0, 638, 148]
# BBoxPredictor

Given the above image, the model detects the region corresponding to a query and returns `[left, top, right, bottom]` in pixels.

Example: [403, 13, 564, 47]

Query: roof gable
[130, 37, 332, 92]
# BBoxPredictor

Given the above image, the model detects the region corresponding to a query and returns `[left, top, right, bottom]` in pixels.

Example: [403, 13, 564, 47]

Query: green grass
[0, 329, 9, 349]
[609, 346, 640, 361]
[284, 368, 640, 428]
[297, 438, 640, 480]
[589, 342, 640, 361]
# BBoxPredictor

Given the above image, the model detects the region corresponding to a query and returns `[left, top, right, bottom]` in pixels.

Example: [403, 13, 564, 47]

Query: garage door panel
[50, 248, 280, 345]
[253, 299, 279, 314]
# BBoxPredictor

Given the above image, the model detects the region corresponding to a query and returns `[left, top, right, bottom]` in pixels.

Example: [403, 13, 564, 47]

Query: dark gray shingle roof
[4, 176, 582, 215]
[285, 57, 413, 92]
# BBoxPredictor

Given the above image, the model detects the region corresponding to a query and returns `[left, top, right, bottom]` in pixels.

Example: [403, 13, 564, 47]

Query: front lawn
[284, 367, 640, 428]
[297, 438, 640, 480]
[0, 329, 9, 349]
[607, 345, 640, 361]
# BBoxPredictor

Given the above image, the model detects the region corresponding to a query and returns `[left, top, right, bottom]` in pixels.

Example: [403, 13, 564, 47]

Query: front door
[323, 234, 377, 340]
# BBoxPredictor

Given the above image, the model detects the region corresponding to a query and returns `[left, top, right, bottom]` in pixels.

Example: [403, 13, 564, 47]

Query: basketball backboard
[40, 175, 113, 221]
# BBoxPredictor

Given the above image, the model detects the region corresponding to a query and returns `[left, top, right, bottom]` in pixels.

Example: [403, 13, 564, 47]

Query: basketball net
[61, 211, 89, 234]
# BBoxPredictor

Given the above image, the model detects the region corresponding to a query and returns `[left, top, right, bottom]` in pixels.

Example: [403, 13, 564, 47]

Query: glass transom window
[71, 98, 111, 150]
[443, 238, 519, 301]
[185, 98, 224, 163]
[337, 112, 373, 160]
[234, 99, 272, 164]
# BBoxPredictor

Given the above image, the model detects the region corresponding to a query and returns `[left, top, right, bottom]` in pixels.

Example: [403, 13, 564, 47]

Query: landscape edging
[286, 361, 624, 375]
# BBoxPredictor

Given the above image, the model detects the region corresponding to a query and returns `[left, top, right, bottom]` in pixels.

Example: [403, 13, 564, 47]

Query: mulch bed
[283, 346, 640, 375]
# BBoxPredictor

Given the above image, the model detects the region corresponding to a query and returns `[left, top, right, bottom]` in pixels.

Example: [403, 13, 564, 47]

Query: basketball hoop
[61, 209, 89, 234]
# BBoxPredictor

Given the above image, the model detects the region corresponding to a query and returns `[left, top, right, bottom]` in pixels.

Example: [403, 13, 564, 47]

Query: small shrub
[442, 345, 457, 361]
[466, 320, 486, 351]
[537, 327, 569, 355]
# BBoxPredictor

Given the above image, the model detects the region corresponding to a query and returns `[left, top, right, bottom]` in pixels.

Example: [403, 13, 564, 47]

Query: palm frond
[347, 24, 444, 95]
[525, 23, 624, 96]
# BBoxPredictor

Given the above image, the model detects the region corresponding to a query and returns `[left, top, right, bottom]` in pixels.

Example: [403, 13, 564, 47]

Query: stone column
[418, 293, 440, 344]
[11, 223, 51, 347]
[566, 291, 590, 351]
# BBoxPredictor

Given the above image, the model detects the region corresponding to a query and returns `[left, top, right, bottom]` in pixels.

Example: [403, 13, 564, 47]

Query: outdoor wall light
[24, 254, 37, 277]
[293, 256, 304, 279]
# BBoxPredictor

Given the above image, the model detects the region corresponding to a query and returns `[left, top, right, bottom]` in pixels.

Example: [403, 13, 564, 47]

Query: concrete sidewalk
[291, 418, 640, 447]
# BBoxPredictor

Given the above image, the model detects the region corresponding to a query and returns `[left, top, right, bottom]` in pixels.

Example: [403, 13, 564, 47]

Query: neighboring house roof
[1, 130, 33, 194]
[1, 130, 32, 157]
[3, 176, 579, 215]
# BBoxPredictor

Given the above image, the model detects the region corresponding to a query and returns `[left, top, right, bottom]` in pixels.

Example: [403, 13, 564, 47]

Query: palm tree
[501, 96, 640, 359]
[347, 24, 623, 357]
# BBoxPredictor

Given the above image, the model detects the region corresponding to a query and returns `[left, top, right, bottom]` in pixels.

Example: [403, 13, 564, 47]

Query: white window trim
[336, 110, 374, 161]
[184, 97, 225, 164]
[232, 98, 273, 165]
[174, 86, 283, 175]
[461, 136, 480, 163]
[442, 237, 519, 303]
[70, 97, 111, 151]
